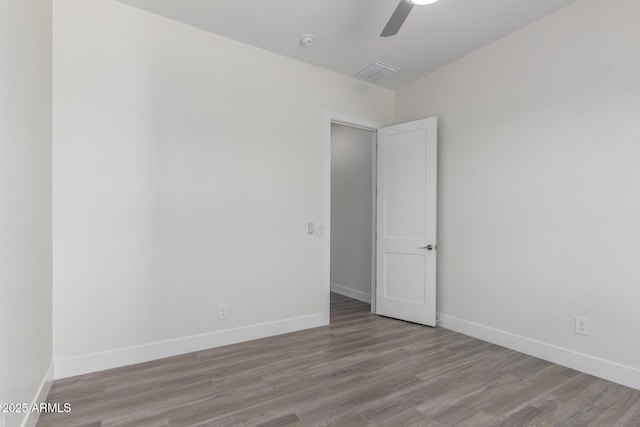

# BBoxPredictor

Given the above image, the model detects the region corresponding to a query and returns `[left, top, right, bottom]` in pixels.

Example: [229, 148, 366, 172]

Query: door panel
[384, 253, 426, 302]
[384, 129, 427, 239]
[376, 117, 437, 326]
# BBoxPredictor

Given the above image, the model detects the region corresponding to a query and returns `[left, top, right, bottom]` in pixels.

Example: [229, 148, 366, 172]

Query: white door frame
[323, 112, 384, 322]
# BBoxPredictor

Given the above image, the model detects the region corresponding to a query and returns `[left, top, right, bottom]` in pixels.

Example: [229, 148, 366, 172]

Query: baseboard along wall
[54, 313, 326, 380]
[330, 283, 371, 304]
[439, 313, 640, 391]
[20, 363, 55, 427]
[51, 303, 640, 395]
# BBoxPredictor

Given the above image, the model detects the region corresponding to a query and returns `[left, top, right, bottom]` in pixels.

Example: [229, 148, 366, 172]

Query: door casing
[324, 113, 383, 322]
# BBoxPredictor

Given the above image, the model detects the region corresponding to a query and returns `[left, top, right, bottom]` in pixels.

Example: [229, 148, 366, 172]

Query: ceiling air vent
[354, 61, 399, 83]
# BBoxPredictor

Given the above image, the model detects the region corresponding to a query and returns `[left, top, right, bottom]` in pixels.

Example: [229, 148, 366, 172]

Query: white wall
[52, 0, 394, 376]
[396, 0, 640, 388]
[0, 1, 53, 426]
[330, 124, 374, 304]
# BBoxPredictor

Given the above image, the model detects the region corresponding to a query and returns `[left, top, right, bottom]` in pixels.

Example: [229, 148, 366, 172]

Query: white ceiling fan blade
[380, 0, 414, 37]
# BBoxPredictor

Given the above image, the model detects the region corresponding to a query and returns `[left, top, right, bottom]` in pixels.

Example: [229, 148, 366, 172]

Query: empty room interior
[2, 0, 640, 425]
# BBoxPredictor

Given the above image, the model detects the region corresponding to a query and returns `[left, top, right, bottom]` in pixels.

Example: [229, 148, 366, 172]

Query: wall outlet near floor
[218, 304, 229, 320]
[575, 316, 591, 336]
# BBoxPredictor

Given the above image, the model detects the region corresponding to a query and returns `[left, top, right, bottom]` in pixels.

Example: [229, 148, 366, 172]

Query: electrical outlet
[575, 316, 591, 336]
[218, 304, 228, 320]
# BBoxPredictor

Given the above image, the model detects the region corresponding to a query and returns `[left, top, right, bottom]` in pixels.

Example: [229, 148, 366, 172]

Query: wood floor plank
[375, 409, 435, 427]
[38, 293, 640, 426]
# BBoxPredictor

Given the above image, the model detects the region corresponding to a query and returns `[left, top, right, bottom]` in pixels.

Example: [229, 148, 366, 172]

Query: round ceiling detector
[300, 34, 316, 47]
[409, 0, 439, 5]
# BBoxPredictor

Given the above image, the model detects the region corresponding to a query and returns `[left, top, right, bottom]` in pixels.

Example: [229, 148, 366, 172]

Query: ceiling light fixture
[409, 0, 439, 5]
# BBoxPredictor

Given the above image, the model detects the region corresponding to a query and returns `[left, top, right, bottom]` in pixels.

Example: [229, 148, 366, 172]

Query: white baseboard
[331, 283, 371, 304]
[21, 363, 54, 427]
[54, 313, 326, 379]
[439, 313, 640, 391]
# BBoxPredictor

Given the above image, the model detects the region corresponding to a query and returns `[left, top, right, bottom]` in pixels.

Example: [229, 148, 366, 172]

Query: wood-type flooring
[38, 293, 640, 426]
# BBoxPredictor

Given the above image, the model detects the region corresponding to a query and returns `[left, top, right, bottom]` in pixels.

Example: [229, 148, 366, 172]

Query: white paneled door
[376, 117, 437, 326]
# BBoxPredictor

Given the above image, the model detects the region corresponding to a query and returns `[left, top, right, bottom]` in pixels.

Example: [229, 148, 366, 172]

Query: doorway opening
[326, 115, 438, 327]
[329, 122, 377, 320]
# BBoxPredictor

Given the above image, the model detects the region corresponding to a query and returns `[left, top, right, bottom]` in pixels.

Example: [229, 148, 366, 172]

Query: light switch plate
[575, 316, 591, 336]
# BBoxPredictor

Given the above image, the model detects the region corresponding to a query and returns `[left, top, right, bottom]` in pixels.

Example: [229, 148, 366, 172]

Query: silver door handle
[419, 245, 435, 251]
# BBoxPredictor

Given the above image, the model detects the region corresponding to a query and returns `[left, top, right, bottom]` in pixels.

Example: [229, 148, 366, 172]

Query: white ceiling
[113, 0, 578, 89]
